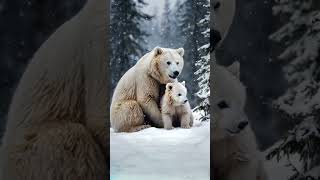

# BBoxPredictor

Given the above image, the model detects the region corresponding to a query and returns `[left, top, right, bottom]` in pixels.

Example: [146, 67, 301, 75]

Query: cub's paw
[181, 124, 191, 129]
[164, 125, 174, 130]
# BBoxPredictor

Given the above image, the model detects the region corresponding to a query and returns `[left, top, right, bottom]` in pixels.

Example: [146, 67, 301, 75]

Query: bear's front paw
[164, 125, 174, 130]
[181, 124, 191, 129]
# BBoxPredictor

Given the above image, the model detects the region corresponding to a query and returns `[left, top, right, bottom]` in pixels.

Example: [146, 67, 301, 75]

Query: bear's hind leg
[111, 100, 146, 132]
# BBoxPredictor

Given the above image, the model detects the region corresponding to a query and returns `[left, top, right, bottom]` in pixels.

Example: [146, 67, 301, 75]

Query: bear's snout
[237, 121, 248, 130]
[173, 71, 180, 77]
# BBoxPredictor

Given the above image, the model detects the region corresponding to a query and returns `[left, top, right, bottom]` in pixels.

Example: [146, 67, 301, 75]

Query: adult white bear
[110, 47, 185, 132]
[211, 0, 236, 50]
[0, 0, 108, 179]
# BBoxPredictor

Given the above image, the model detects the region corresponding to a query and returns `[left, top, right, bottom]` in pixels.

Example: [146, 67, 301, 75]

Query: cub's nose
[238, 121, 248, 130]
[173, 71, 180, 77]
[184, 100, 188, 103]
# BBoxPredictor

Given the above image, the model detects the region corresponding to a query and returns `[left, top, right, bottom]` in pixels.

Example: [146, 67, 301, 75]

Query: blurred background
[0, 0, 86, 139]
[216, 0, 320, 178]
[0, 0, 319, 178]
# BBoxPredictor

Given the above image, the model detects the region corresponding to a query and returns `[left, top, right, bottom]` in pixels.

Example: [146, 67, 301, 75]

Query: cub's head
[213, 62, 249, 141]
[149, 47, 184, 84]
[165, 81, 188, 106]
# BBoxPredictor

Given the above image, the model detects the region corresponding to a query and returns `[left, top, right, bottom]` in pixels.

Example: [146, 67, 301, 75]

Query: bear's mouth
[169, 75, 177, 79]
[226, 128, 241, 134]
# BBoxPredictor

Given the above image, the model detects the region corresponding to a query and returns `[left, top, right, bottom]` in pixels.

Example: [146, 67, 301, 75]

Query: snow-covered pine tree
[144, 6, 160, 50]
[178, 0, 209, 105]
[193, 0, 210, 122]
[160, 0, 186, 48]
[267, 0, 320, 179]
[160, 0, 173, 47]
[110, 0, 152, 90]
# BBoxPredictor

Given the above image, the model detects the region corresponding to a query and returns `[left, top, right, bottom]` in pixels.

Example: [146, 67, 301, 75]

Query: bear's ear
[181, 81, 185, 86]
[176, 48, 184, 57]
[166, 83, 173, 91]
[154, 46, 163, 56]
[227, 61, 240, 78]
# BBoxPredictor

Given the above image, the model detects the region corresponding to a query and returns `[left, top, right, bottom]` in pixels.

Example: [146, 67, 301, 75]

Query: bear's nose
[238, 121, 248, 130]
[173, 71, 179, 76]
[184, 100, 188, 103]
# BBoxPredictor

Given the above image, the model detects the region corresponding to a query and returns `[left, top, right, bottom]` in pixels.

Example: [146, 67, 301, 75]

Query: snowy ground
[110, 119, 210, 180]
[110, 115, 298, 180]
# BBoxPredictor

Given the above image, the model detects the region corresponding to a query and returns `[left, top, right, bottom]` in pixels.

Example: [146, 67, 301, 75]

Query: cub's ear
[181, 81, 185, 86]
[227, 61, 240, 78]
[176, 48, 184, 56]
[154, 46, 163, 56]
[166, 83, 173, 91]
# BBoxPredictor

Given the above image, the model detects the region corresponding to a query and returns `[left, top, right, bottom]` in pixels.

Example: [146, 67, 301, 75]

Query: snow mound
[110, 120, 210, 180]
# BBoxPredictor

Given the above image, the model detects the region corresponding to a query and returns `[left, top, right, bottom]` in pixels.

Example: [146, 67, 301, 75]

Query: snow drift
[110, 117, 210, 180]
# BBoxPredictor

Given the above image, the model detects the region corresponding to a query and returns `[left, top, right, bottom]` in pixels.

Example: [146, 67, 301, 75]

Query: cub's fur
[160, 81, 193, 129]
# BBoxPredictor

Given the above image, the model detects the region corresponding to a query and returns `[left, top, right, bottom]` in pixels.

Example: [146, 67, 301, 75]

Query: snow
[263, 140, 304, 180]
[110, 118, 210, 180]
[264, 152, 302, 180]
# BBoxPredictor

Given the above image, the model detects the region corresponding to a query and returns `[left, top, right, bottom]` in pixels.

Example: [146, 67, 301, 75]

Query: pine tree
[170, 0, 185, 48]
[193, 0, 210, 121]
[145, 6, 160, 50]
[267, 0, 320, 179]
[110, 0, 152, 90]
[160, 0, 173, 47]
[178, 0, 209, 106]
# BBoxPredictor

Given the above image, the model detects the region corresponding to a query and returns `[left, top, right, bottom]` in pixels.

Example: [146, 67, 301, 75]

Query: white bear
[160, 81, 194, 129]
[211, 1, 267, 179]
[110, 47, 185, 132]
[0, 0, 109, 179]
[212, 62, 268, 180]
[211, 0, 236, 50]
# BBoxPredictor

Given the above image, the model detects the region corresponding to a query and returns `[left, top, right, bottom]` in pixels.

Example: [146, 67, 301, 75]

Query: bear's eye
[217, 100, 229, 109]
[214, 1, 221, 10]
[178, 93, 182, 96]
[167, 61, 171, 65]
[176, 62, 179, 65]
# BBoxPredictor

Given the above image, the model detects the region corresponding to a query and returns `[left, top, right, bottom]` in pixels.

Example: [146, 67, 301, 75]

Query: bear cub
[160, 81, 194, 129]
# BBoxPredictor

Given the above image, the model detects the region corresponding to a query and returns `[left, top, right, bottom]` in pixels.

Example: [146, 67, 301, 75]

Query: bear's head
[211, 0, 236, 50]
[165, 81, 188, 107]
[213, 62, 249, 141]
[149, 47, 184, 84]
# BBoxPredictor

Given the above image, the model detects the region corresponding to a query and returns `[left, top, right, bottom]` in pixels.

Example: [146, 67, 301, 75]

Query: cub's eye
[167, 61, 171, 65]
[178, 93, 182, 96]
[217, 100, 229, 109]
[176, 62, 179, 65]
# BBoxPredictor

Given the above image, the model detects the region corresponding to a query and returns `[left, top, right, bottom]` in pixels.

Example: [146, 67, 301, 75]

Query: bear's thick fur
[160, 81, 193, 129]
[211, 0, 267, 179]
[212, 62, 268, 180]
[0, 0, 108, 179]
[110, 47, 184, 132]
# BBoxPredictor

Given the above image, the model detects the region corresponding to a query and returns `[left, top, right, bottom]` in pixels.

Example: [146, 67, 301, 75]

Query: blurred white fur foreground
[110, 112, 210, 180]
